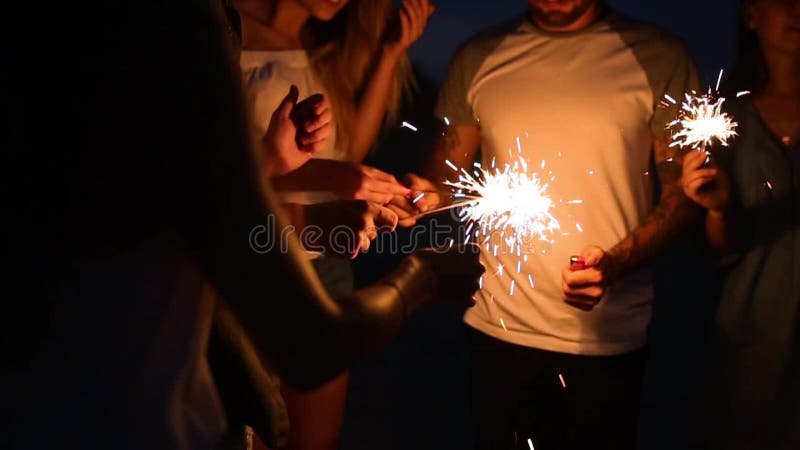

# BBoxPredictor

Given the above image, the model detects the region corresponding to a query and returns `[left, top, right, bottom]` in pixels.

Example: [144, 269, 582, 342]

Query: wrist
[381, 44, 405, 65]
[707, 207, 729, 221]
[600, 249, 624, 285]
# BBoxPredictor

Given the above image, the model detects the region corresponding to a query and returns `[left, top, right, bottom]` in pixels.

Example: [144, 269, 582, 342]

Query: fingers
[561, 264, 605, 309]
[683, 149, 708, 173]
[386, 202, 418, 227]
[685, 176, 717, 197]
[398, 5, 412, 43]
[302, 106, 332, 134]
[562, 265, 604, 286]
[372, 204, 399, 232]
[401, 0, 419, 42]
[293, 93, 330, 131]
[361, 165, 401, 184]
[404, 173, 435, 190]
[273, 85, 299, 120]
[345, 165, 411, 204]
[399, 0, 432, 46]
[298, 122, 332, 145]
[579, 245, 606, 267]
[369, 178, 413, 199]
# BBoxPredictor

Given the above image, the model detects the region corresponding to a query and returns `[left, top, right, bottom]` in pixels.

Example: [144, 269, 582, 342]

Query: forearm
[348, 51, 403, 162]
[605, 188, 703, 281]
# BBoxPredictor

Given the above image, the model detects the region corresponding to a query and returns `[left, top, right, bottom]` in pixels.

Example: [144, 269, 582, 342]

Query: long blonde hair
[302, 0, 415, 154]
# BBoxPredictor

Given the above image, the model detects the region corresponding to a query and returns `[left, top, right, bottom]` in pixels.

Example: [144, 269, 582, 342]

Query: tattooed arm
[388, 124, 481, 226]
[561, 136, 703, 309]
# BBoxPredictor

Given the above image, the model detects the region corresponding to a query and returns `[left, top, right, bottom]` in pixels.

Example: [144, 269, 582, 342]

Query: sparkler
[443, 156, 561, 247]
[664, 70, 745, 153]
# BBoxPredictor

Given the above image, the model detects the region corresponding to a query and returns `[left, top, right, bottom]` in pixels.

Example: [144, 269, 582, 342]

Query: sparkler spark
[665, 71, 744, 152]
[667, 92, 738, 150]
[444, 156, 561, 247]
[401, 121, 418, 132]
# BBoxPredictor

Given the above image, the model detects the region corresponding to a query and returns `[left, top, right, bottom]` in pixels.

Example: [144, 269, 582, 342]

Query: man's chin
[531, 11, 581, 29]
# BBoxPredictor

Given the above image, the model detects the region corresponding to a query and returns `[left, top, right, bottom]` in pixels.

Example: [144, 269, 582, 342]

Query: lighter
[569, 255, 586, 270]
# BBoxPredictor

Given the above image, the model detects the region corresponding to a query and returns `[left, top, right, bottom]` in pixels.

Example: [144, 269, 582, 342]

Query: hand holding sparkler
[387, 173, 444, 227]
[681, 149, 731, 214]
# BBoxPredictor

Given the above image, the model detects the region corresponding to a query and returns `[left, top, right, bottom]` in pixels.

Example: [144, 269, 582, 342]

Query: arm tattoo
[604, 138, 702, 282]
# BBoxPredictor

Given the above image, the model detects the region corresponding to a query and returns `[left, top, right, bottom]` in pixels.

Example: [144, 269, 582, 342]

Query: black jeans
[468, 328, 646, 450]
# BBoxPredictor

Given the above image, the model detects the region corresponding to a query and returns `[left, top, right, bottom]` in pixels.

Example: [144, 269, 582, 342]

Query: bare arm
[271, 158, 409, 204]
[681, 149, 738, 253]
[347, 0, 435, 162]
[603, 137, 703, 280]
[347, 50, 405, 162]
[562, 136, 703, 307]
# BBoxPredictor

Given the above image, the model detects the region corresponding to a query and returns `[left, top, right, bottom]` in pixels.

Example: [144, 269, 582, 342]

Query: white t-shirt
[436, 13, 699, 355]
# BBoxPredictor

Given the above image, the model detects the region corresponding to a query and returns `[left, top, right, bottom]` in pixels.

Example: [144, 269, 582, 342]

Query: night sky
[408, 0, 743, 85]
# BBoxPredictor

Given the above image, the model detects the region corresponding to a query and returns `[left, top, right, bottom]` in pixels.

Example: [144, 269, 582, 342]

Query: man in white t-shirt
[391, 0, 700, 448]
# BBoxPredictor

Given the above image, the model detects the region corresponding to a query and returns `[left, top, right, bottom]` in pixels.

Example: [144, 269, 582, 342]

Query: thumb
[275, 85, 299, 119]
[581, 245, 605, 267]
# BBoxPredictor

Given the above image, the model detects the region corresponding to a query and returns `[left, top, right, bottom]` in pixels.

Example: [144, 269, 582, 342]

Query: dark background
[341, 1, 740, 449]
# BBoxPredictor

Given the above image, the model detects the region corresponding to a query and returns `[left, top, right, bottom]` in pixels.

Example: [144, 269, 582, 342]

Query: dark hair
[723, 0, 768, 96]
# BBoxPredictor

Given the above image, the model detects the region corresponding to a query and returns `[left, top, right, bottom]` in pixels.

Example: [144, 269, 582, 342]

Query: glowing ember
[401, 121, 418, 132]
[528, 438, 536, 450]
[665, 70, 745, 152]
[444, 156, 560, 247]
[666, 92, 738, 150]
[558, 373, 567, 388]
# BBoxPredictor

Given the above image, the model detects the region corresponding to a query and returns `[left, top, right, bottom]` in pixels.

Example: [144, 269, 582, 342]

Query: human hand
[262, 86, 332, 176]
[681, 150, 731, 214]
[384, 0, 436, 59]
[561, 245, 618, 311]
[387, 173, 442, 227]
[410, 243, 484, 309]
[296, 200, 398, 259]
[324, 161, 411, 205]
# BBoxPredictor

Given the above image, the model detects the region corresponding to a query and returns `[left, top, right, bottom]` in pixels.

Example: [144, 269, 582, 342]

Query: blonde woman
[226, 1, 434, 449]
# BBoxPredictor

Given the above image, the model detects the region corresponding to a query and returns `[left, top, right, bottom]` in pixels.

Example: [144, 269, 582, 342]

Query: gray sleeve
[615, 20, 701, 139]
[434, 44, 480, 126]
[434, 22, 516, 126]
[649, 43, 701, 139]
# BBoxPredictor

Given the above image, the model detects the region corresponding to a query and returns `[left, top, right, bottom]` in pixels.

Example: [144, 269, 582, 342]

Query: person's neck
[761, 48, 800, 99]
[529, 1, 604, 33]
[240, 0, 309, 50]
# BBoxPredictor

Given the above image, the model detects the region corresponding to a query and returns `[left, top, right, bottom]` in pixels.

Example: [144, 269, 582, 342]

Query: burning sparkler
[443, 156, 561, 247]
[664, 70, 746, 153]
